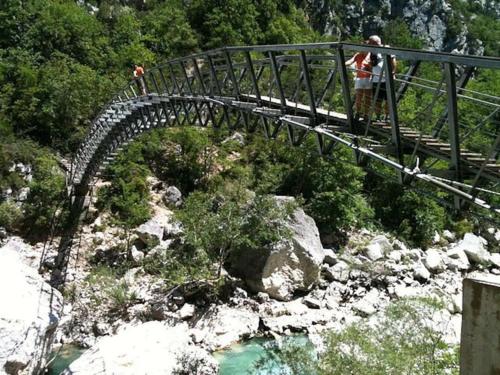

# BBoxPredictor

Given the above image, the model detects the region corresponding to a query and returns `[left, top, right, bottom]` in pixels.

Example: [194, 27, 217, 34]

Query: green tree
[187, 0, 261, 48]
[23, 153, 66, 239]
[253, 298, 459, 375]
[24, 0, 111, 69]
[0, 50, 116, 151]
[368, 178, 447, 248]
[97, 142, 151, 229]
[141, 2, 198, 59]
[177, 182, 292, 279]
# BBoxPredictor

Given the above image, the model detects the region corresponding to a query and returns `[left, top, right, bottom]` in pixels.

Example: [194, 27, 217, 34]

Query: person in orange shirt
[133, 64, 147, 95]
[345, 43, 372, 120]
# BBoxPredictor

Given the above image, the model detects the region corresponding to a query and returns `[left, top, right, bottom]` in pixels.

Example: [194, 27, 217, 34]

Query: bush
[107, 281, 137, 313]
[238, 135, 373, 238]
[369, 179, 447, 248]
[319, 298, 458, 375]
[253, 298, 459, 375]
[22, 153, 66, 239]
[0, 201, 22, 231]
[97, 142, 151, 229]
[177, 181, 294, 279]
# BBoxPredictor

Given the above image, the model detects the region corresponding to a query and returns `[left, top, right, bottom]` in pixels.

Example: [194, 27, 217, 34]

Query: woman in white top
[368, 35, 397, 120]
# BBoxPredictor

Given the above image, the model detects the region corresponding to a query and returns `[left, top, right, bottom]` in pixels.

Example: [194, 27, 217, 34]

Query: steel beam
[299, 50, 317, 125]
[384, 54, 404, 183]
[269, 51, 287, 111]
[244, 51, 262, 104]
[336, 48, 354, 132]
[396, 61, 420, 103]
[444, 62, 462, 209]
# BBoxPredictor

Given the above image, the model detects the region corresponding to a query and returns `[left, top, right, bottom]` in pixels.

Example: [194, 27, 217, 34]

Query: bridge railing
[71, 42, 500, 214]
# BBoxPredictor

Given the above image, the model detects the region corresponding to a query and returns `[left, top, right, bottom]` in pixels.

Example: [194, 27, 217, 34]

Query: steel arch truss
[71, 43, 500, 215]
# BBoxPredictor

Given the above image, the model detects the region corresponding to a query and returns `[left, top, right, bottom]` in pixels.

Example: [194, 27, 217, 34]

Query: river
[47, 336, 312, 374]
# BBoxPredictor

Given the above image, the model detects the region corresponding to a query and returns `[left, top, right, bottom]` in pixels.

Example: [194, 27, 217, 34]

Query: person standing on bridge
[368, 35, 397, 121]
[133, 64, 147, 96]
[345, 41, 373, 120]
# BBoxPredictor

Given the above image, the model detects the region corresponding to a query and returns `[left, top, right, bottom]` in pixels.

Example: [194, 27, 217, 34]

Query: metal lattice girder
[69, 42, 500, 213]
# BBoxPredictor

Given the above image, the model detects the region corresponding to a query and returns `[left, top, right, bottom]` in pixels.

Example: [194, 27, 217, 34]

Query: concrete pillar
[460, 276, 500, 375]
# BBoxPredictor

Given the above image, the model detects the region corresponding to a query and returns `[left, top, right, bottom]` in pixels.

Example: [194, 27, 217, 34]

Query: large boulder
[227, 197, 324, 301]
[61, 322, 218, 375]
[451, 233, 490, 264]
[0, 245, 63, 375]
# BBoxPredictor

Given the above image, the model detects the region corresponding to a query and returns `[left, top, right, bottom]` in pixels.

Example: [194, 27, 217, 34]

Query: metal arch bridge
[52, 42, 500, 284]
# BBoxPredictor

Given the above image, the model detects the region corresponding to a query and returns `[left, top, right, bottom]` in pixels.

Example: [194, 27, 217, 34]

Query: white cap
[368, 35, 382, 45]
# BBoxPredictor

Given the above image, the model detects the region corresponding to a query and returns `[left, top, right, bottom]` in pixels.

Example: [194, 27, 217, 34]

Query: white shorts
[355, 77, 372, 90]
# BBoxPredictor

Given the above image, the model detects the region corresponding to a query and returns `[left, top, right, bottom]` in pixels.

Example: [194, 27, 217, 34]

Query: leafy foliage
[22, 153, 66, 238]
[253, 298, 459, 375]
[368, 177, 447, 248]
[177, 181, 293, 278]
[97, 142, 151, 228]
[240, 135, 374, 237]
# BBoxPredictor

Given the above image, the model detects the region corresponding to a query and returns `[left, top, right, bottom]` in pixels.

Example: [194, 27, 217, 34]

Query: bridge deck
[241, 94, 499, 180]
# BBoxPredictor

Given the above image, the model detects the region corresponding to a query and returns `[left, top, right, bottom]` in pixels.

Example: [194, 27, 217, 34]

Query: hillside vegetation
[0, 0, 498, 246]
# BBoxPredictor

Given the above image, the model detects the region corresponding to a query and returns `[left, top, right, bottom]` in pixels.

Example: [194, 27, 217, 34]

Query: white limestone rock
[423, 249, 446, 273]
[352, 289, 379, 317]
[363, 235, 392, 261]
[452, 233, 490, 264]
[135, 220, 164, 247]
[490, 253, 500, 269]
[228, 197, 324, 301]
[388, 250, 402, 263]
[179, 303, 196, 320]
[130, 245, 145, 262]
[323, 249, 338, 265]
[442, 230, 456, 242]
[446, 247, 470, 270]
[194, 306, 260, 349]
[394, 284, 421, 299]
[0, 245, 63, 375]
[324, 261, 350, 283]
[1, 237, 42, 269]
[451, 292, 462, 314]
[61, 322, 218, 375]
[414, 262, 431, 281]
[163, 186, 183, 208]
[303, 296, 322, 309]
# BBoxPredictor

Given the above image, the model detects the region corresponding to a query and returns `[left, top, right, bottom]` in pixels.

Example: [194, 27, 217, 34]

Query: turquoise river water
[47, 336, 311, 374]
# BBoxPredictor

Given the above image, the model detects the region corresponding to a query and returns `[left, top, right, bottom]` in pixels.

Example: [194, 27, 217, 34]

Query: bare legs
[354, 89, 372, 118]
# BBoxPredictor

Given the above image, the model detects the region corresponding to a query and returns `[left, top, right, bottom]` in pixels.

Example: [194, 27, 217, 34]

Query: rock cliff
[307, 0, 485, 54]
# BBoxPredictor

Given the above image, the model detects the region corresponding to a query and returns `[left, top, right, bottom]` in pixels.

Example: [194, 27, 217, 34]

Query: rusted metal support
[336, 48, 354, 132]
[300, 50, 317, 125]
[384, 54, 404, 183]
[245, 51, 262, 104]
[444, 62, 462, 209]
[269, 51, 287, 111]
[396, 61, 420, 103]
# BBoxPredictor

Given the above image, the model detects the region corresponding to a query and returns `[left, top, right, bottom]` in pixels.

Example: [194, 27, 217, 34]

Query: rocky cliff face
[0, 239, 63, 375]
[308, 0, 485, 54]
